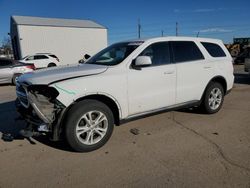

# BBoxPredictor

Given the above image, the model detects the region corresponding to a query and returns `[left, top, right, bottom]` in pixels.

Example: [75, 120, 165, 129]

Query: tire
[48, 63, 56, 67]
[65, 100, 114, 152]
[201, 82, 224, 114]
[12, 74, 21, 85]
[230, 49, 239, 57]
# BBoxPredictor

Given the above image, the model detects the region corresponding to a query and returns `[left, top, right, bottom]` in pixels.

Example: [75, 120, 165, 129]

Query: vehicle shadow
[34, 136, 73, 152]
[0, 83, 12, 87]
[0, 101, 26, 139]
[176, 107, 204, 114]
[234, 73, 250, 85]
[0, 100, 72, 151]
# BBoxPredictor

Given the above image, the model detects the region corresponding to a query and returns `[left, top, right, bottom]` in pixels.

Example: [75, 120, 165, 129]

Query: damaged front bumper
[16, 82, 66, 140]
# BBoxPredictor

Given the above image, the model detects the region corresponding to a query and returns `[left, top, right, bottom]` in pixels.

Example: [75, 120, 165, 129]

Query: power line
[196, 31, 200, 37]
[176, 22, 178, 36]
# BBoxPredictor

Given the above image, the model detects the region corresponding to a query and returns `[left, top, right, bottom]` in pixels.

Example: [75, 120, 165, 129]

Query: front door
[127, 42, 176, 116]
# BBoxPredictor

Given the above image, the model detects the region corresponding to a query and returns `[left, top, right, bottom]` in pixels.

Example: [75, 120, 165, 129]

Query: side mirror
[84, 54, 91, 59]
[135, 56, 152, 66]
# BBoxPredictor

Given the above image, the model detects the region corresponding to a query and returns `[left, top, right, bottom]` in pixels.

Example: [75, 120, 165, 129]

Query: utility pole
[196, 31, 200, 37]
[161, 30, 164, 37]
[138, 19, 141, 39]
[176, 22, 178, 36]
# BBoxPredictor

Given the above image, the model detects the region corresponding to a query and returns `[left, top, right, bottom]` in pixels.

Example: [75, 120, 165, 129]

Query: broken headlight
[27, 85, 62, 124]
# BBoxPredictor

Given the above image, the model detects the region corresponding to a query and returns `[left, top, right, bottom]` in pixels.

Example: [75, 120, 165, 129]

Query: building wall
[10, 23, 22, 59]
[17, 25, 107, 64]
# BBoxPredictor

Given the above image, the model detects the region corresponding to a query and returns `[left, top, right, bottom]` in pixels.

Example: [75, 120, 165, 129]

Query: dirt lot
[0, 65, 250, 188]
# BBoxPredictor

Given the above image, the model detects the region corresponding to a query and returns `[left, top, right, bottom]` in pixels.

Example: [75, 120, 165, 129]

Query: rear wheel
[201, 82, 224, 114]
[65, 100, 114, 152]
[12, 74, 21, 85]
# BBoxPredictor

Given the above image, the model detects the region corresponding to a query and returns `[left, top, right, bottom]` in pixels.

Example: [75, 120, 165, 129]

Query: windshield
[86, 42, 143, 66]
[21, 56, 28, 60]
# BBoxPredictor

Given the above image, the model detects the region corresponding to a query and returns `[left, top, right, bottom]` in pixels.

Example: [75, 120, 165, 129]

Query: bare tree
[1, 36, 13, 57]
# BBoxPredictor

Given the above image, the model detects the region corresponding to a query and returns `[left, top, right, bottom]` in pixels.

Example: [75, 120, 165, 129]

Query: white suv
[16, 37, 234, 152]
[20, 53, 60, 69]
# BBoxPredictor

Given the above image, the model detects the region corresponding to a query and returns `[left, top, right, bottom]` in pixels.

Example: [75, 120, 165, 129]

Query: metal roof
[11, 15, 106, 29]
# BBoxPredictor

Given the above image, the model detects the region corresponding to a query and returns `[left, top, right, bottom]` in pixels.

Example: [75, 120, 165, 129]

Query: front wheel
[201, 82, 224, 114]
[65, 100, 114, 152]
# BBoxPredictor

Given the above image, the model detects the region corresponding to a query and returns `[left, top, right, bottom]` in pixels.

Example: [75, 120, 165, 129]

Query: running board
[120, 100, 200, 124]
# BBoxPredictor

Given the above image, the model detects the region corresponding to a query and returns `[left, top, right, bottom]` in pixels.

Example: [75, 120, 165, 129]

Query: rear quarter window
[201, 42, 226, 57]
[49, 55, 58, 59]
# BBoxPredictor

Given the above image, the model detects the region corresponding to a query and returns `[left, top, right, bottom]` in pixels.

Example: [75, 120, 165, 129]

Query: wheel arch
[208, 76, 227, 94]
[201, 76, 227, 101]
[70, 93, 122, 126]
[48, 63, 57, 67]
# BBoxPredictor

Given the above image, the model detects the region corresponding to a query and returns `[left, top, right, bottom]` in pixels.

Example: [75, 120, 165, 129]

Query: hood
[18, 63, 108, 85]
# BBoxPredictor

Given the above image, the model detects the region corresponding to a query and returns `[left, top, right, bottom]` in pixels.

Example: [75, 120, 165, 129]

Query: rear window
[49, 55, 58, 59]
[201, 42, 226, 57]
[171, 41, 204, 63]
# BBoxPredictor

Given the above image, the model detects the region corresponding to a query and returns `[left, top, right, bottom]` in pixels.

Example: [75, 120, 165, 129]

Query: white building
[10, 15, 108, 65]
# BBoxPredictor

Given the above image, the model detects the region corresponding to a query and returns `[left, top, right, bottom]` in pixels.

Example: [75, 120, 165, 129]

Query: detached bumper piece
[16, 99, 50, 138]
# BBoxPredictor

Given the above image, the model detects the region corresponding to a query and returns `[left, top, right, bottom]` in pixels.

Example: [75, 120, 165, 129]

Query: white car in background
[20, 53, 60, 69]
[0, 58, 35, 85]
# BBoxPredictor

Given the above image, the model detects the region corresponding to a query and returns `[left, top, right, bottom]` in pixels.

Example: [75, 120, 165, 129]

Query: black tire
[201, 82, 224, 114]
[65, 100, 114, 152]
[48, 63, 56, 67]
[12, 74, 21, 85]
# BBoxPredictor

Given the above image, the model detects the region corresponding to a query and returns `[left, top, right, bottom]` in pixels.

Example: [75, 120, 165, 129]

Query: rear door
[127, 42, 176, 115]
[33, 55, 50, 68]
[0, 59, 13, 83]
[171, 41, 214, 104]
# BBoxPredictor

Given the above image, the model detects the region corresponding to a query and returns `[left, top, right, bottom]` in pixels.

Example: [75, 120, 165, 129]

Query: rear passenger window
[171, 41, 204, 63]
[139, 42, 171, 66]
[201, 42, 226, 57]
[34, 55, 49, 60]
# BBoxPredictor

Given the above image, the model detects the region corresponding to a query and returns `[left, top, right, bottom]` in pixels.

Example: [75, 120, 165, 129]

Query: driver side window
[139, 42, 171, 66]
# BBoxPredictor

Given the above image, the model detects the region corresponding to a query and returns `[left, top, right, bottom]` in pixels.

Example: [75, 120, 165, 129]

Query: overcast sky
[0, 0, 250, 44]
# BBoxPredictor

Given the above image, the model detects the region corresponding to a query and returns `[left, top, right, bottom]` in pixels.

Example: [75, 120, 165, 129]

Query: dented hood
[18, 63, 108, 85]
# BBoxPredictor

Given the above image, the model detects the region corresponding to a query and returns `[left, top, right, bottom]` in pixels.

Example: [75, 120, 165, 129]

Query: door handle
[203, 66, 212, 69]
[164, 71, 175, 75]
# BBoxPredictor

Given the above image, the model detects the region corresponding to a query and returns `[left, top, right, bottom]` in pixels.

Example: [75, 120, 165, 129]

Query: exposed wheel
[48, 63, 56, 67]
[65, 100, 114, 152]
[201, 82, 224, 114]
[230, 49, 239, 57]
[12, 74, 21, 85]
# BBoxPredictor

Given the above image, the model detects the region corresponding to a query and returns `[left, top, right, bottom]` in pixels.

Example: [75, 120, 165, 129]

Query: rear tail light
[26, 64, 36, 70]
